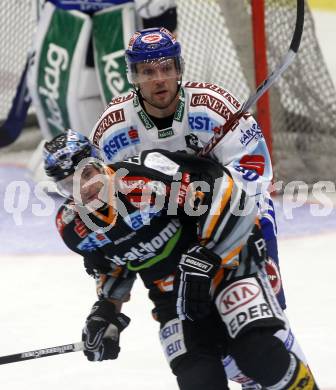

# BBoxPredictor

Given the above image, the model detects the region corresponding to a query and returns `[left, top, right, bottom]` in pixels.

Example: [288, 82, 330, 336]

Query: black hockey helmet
[43, 129, 101, 181]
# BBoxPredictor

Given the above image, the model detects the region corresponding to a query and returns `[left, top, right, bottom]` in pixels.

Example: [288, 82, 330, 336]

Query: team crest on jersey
[102, 126, 140, 161]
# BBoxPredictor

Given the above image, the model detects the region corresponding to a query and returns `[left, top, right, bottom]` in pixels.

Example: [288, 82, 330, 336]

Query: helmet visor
[128, 56, 184, 84]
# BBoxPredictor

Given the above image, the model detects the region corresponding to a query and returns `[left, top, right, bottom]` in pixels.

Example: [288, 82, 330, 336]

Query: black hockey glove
[82, 300, 130, 362]
[174, 245, 222, 321]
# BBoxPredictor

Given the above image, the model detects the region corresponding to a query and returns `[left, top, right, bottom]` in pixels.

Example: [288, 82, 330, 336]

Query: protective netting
[177, 0, 251, 102]
[264, 1, 336, 184]
[0, 1, 36, 124]
[177, 0, 336, 184]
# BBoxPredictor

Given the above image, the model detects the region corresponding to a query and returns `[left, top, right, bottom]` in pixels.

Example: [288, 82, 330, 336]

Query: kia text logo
[220, 281, 261, 314]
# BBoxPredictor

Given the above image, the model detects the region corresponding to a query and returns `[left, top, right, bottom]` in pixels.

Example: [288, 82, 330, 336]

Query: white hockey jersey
[89, 82, 273, 196]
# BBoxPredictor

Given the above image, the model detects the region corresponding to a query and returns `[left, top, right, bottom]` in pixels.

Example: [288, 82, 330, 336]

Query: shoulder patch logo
[93, 109, 125, 146]
[185, 82, 241, 109]
[102, 126, 140, 161]
[158, 128, 174, 139]
[108, 92, 134, 107]
[190, 93, 233, 120]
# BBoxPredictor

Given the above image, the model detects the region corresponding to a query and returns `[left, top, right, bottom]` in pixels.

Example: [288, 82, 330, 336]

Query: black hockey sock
[272, 353, 319, 390]
[174, 354, 229, 390]
[229, 328, 291, 386]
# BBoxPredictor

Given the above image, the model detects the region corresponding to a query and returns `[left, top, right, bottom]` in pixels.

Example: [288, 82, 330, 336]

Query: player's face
[77, 165, 105, 205]
[56, 163, 117, 211]
[58, 164, 107, 206]
[136, 59, 180, 115]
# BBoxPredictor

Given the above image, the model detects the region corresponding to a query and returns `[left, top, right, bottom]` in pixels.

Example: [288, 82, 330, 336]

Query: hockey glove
[82, 300, 130, 361]
[174, 245, 221, 321]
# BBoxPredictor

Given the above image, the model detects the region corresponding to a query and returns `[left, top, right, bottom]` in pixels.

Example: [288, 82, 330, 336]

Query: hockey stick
[198, 0, 304, 157]
[0, 342, 84, 365]
[0, 59, 32, 148]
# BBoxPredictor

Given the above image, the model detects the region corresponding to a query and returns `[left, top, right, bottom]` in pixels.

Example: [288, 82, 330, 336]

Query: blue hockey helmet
[43, 129, 103, 198]
[125, 27, 184, 84]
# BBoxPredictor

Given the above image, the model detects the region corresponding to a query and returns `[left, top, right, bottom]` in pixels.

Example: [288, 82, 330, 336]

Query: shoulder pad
[106, 91, 135, 109]
[184, 81, 241, 110]
[91, 91, 135, 147]
[143, 151, 180, 176]
[91, 106, 127, 147]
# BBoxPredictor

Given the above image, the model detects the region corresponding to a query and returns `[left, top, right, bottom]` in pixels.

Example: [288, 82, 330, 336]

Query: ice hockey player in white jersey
[89, 27, 316, 388]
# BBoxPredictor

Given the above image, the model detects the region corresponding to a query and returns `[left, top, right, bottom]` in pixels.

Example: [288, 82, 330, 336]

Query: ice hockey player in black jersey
[43, 129, 318, 390]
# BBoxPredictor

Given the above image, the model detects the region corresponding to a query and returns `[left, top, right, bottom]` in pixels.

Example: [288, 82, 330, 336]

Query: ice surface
[1, 229, 336, 389]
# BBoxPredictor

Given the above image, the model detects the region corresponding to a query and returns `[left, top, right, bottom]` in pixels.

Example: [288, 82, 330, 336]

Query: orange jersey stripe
[220, 245, 242, 267]
[204, 176, 233, 241]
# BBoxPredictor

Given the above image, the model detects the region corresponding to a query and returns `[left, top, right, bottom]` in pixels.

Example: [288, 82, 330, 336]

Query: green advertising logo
[37, 8, 85, 137]
[93, 9, 132, 102]
[101, 49, 129, 98]
[38, 43, 69, 134]
[158, 128, 174, 139]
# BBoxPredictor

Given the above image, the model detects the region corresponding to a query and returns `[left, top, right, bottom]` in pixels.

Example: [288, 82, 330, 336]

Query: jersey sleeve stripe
[220, 244, 242, 268]
[211, 268, 225, 295]
[211, 186, 245, 244]
[202, 175, 233, 241]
